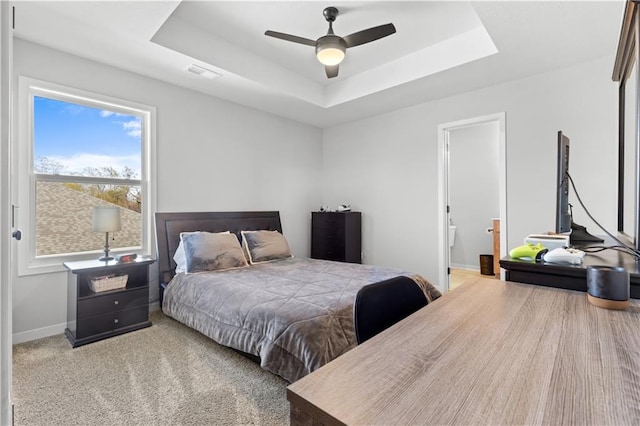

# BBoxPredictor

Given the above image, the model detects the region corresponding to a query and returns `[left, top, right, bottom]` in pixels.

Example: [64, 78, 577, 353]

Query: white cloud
[119, 119, 141, 138]
[65, 105, 86, 115]
[101, 111, 142, 137]
[48, 153, 141, 177]
[100, 110, 127, 118]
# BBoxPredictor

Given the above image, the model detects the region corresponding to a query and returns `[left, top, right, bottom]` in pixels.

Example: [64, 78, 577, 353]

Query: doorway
[437, 113, 507, 292]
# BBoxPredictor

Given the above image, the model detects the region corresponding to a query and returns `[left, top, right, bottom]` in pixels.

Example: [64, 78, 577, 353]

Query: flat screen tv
[555, 131, 603, 244]
[556, 131, 572, 234]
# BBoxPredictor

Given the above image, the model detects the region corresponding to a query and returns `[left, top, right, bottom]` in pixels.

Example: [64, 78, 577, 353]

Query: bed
[155, 211, 440, 383]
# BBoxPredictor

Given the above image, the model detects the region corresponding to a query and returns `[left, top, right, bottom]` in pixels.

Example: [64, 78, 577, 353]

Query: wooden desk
[287, 278, 640, 425]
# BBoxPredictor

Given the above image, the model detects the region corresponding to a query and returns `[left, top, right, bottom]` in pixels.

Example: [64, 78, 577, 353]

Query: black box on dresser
[311, 211, 362, 263]
[64, 257, 155, 347]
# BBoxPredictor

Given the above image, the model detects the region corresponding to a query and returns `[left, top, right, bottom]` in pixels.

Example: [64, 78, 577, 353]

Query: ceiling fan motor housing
[323, 7, 339, 22]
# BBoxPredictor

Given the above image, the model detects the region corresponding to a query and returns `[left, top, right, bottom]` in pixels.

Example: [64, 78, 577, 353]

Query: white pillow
[173, 231, 229, 273]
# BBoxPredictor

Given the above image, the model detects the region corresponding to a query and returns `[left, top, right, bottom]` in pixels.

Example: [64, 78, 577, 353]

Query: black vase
[586, 265, 629, 310]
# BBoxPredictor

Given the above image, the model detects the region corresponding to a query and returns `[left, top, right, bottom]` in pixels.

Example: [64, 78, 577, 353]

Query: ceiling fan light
[317, 47, 345, 66]
[316, 35, 347, 66]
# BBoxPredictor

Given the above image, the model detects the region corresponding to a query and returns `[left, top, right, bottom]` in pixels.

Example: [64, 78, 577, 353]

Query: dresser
[64, 257, 155, 347]
[311, 211, 361, 263]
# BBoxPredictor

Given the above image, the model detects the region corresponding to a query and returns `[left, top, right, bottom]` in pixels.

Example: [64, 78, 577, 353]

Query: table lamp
[93, 206, 121, 261]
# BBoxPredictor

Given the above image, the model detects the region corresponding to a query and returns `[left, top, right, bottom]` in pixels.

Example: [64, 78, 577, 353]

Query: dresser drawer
[314, 250, 345, 262]
[311, 229, 342, 243]
[312, 227, 344, 240]
[311, 238, 344, 259]
[312, 218, 344, 231]
[77, 287, 148, 319]
[76, 306, 149, 339]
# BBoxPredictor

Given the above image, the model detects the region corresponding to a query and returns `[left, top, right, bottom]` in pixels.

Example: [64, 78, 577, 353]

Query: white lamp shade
[92, 206, 122, 232]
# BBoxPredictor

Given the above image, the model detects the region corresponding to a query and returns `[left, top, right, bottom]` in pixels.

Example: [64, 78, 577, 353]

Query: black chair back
[354, 276, 428, 344]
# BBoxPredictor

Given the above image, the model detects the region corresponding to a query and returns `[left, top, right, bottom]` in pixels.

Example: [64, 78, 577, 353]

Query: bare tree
[36, 158, 141, 212]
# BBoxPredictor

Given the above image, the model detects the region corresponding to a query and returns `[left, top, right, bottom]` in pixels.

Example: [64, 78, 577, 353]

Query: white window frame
[16, 76, 157, 276]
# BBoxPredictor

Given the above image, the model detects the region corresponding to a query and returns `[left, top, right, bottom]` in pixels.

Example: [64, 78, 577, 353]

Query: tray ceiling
[14, 1, 625, 128]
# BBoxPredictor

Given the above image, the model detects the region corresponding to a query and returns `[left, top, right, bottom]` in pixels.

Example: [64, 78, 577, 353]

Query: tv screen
[556, 131, 572, 233]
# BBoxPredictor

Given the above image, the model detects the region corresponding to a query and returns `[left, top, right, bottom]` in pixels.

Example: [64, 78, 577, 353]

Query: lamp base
[99, 232, 113, 261]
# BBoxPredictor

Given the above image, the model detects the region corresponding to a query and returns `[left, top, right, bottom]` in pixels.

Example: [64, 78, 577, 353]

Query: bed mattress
[162, 256, 439, 382]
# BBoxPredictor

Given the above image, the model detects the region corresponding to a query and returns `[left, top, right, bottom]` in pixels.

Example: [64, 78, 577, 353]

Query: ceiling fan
[265, 6, 396, 79]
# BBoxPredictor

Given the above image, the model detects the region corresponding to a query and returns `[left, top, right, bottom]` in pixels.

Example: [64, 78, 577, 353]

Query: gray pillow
[174, 231, 230, 273]
[181, 231, 248, 273]
[241, 230, 292, 264]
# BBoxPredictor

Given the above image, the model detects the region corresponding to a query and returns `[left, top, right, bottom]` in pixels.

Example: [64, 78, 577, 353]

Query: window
[17, 77, 156, 275]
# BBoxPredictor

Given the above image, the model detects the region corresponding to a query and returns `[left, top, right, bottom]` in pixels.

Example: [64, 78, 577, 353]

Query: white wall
[449, 122, 500, 270]
[322, 55, 618, 288]
[11, 40, 620, 340]
[12, 39, 323, 341]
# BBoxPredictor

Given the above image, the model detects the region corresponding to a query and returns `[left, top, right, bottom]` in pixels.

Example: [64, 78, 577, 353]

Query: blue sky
[34, 96, 141, 176]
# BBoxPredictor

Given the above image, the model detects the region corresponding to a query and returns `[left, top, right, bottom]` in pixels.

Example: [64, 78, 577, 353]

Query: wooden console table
[287, 278, 640, 425]
[500, 247, 640, 299]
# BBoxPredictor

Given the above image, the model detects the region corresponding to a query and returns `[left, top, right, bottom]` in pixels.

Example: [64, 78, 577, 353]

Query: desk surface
[287, 278, 640, 425]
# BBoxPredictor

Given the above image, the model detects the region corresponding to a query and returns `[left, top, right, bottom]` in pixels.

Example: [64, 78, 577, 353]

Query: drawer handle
[114, 300, 119, 305]
[114, 319, 119, 324]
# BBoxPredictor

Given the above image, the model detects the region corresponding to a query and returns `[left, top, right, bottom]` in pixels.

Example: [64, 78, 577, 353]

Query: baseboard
[12, 322, 66, 345]
[13, 302, 161, 344]
[451, 264, 480, 271]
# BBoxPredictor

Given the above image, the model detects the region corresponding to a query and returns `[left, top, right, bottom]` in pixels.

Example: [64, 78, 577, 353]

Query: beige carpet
[12, 311, 289, 425]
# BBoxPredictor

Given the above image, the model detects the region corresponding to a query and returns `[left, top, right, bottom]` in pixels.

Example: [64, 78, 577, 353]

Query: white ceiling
[14, 1, 625, 128]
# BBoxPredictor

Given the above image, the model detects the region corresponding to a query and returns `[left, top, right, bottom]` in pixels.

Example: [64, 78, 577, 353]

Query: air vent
[185, 64, 221, 80]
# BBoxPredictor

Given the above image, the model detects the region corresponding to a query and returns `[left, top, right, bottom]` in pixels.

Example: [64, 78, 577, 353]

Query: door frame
[437, 112, 507, 292]
[0, 1, 13, 424]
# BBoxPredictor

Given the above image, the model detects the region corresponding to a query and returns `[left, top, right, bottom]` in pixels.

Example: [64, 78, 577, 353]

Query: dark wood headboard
[154, 211, 283, 284]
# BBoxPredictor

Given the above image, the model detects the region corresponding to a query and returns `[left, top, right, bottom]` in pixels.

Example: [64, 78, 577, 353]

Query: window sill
[18, 249, 144, 277]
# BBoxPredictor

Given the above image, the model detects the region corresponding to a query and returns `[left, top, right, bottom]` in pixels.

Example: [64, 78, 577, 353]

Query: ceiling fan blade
[325, 65, 339, 79]
[343, 23, 396, 48]
[264, 30, 316, 47]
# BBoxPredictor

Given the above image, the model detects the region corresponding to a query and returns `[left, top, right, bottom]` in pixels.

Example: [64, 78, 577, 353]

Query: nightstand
[63, 257, 155, 347]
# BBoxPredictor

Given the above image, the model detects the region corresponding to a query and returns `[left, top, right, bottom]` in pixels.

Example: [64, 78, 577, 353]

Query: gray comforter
[162, 257, 440, 383]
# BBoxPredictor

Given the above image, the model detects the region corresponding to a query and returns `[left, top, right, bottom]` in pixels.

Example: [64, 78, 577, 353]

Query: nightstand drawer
[77, 287, 148, 319]
[76, 306, 149, 339]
